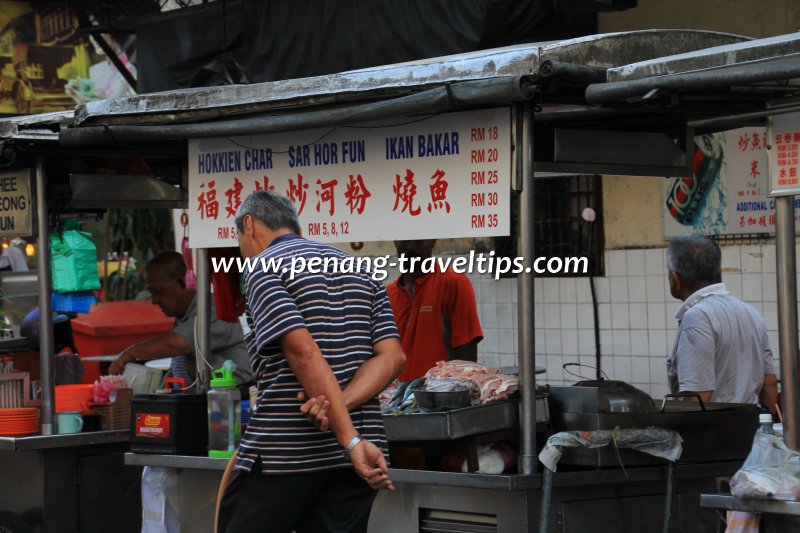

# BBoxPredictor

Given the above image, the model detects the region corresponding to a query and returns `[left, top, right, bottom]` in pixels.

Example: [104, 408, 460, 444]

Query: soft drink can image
[665, 134, 724, 224]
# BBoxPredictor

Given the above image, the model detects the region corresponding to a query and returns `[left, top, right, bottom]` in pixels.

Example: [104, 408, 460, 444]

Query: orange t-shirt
[386, 269, 483, 381]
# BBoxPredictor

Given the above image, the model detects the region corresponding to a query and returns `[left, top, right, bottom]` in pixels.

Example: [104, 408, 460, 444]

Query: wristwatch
[342, 435, 364, 459]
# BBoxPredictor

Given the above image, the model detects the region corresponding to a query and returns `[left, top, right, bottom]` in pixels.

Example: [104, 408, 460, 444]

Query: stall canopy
[4, 29, 800, 450]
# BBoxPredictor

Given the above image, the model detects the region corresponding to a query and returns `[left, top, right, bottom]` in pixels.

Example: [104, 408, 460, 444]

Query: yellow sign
[0, 170, 31, 237]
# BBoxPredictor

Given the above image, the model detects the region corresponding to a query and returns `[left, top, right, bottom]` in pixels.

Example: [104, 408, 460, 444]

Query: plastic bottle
[207, 360, 241, 458]
[758, 413, 775, 435]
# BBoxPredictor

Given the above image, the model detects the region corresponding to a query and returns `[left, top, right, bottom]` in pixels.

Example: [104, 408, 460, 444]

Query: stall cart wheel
[0, 511, 32, 533]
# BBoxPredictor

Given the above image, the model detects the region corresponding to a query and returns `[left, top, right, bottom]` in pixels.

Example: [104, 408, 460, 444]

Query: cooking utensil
[573, 379, 656, 413]
[412, 388, 471, 412]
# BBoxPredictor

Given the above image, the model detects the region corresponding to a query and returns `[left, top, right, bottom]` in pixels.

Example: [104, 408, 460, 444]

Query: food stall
[4, 28, 800, 533]
[0, 112, 184, 532]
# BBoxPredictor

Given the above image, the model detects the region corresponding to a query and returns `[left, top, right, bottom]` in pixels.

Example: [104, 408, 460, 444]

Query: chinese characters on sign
[188, 108, 511, 247]
[663, 126, 800, 237]
[769, 112, 800, 196]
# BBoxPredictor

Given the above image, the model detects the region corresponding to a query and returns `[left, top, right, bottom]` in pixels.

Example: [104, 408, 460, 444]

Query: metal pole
[776, 195, 800, 450]
[35, 158, 55, 435]
[517, 102, 537, 474]
[195, 248, 211, 392]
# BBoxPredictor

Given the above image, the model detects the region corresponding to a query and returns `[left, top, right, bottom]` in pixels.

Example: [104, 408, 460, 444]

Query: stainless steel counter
[701, 493, 800, 516]
[124, 452, 229, 470]
[0, 430, 129, 451]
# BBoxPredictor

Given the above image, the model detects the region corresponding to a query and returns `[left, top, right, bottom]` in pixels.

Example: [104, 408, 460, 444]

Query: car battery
[130, 393, 208, 455]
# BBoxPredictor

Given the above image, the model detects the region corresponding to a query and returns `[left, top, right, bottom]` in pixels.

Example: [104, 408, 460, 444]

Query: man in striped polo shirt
[219, 191, 406, 533]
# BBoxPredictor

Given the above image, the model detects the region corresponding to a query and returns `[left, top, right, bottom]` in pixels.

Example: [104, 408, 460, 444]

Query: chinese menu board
[663, 126, 800, 237]
[769, 112, 800, 197]
[188, 107, 511, 247]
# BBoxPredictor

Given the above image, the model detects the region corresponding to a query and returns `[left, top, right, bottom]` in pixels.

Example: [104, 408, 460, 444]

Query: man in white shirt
[666, 234, 778, 413]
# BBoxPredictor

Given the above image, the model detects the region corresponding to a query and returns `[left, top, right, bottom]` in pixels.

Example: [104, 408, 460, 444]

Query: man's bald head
[146, 251, 187, 285]
[145, 252, 193, 317]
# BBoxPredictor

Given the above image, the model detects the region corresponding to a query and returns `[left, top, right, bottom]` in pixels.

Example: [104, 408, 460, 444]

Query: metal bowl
[412, 388, 471, 412]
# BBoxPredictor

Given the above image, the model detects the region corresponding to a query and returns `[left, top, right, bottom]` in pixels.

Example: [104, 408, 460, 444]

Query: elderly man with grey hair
[666, 234, 778, 413]
[218, 190, 406, 533]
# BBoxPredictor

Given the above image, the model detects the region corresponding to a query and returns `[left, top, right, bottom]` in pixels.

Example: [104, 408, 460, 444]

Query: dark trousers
[218, 463, 376, 533]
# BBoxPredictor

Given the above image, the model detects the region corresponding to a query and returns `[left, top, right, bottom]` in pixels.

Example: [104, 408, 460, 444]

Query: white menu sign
[188, 107, 511, 247]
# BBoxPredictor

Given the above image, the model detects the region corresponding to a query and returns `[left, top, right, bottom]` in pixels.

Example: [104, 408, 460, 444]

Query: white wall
[470, 243, 786, 399]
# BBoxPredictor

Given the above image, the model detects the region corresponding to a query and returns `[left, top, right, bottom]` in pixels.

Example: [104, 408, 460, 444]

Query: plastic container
[71, 301, 175, 384]
[758, 413, 774, 434]
[207, 365, 241, 458]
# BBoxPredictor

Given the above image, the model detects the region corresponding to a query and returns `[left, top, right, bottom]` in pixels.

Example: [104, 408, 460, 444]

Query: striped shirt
[235, 233, 399, 474]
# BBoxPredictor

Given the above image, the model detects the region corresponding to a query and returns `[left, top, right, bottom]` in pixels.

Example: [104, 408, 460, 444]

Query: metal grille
[711, 233, 771, 246]
[533, 174, 604, 276]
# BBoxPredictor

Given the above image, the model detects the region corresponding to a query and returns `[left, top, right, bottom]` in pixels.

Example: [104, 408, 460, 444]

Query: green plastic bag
[50, 223, 101, 293]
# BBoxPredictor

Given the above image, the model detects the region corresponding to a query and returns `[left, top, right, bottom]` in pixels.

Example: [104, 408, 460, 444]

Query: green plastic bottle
[207, 360, 241, 458]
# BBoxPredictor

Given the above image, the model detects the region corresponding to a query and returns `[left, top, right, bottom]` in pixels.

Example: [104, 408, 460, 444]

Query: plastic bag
[50, 224, 101, 293]
[141, 466, 181, 533]
[730, 433, 800, 500]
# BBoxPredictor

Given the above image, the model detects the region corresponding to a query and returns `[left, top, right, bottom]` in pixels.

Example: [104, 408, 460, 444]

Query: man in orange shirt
[386, 239, 483, 381]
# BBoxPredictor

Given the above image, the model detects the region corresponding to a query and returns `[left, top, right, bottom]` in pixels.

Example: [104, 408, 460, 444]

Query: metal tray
[383, 397, 548, 442]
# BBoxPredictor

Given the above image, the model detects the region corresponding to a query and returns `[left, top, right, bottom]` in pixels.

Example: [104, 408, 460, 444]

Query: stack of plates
[0, 407, 39, 436]
[55, 384, 94, 414]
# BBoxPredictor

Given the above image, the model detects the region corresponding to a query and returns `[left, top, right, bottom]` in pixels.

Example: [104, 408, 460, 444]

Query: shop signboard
[768, 111, 800, 197]
[0, 169, 32, 237]
[188, 107, 512, 248]
[663, 126, 800, 237]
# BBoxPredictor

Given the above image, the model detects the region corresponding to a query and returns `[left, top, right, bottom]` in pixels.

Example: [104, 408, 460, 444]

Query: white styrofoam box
[610, 303, 630, 330]
[741, 245, 763, 273]
[720, 245, 742, 272]
[559, 278, 577, 303]
[545, 329, 562, 355]
[647, 303, 666, 330]
[612, 330, 631, 356]
[544, 303, 560, 329]
[627, 276, 647, 303]
[632, 356, 650, 383]
[608, 250, 628, 277]
[742, 273, 763, 303]
[626, 249, 646, 277]
[646, 276, 666, 303]
[629, 303, 648, 330]
[562, 328, 579, 356]
[610, 277, 629, 303]
[648, 329, 668, 357]
[645, 248, 665, 276]
[560, 304, 577, 329]
[630, 330, 649, 356]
